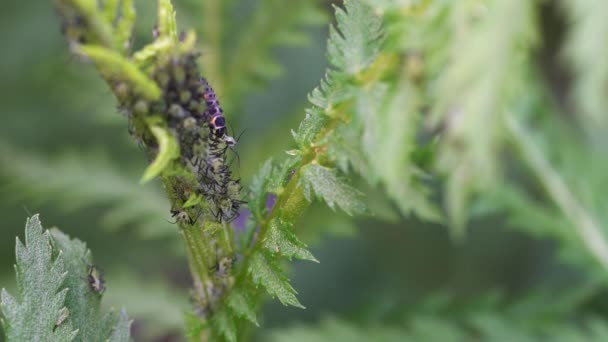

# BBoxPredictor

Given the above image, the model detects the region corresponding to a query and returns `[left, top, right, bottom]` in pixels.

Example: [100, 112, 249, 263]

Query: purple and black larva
[198, 78, 236, 146]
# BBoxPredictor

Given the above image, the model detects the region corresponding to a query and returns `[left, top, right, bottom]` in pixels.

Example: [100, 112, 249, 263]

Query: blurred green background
[0, 1, 602, 341]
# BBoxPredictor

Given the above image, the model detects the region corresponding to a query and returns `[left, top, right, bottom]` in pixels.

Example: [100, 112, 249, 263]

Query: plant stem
[506, 116, 608, 270]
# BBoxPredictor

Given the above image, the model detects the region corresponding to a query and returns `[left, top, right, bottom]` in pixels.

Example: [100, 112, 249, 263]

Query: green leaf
[157, 0, 178, 41]
[292, 108, 329, 149]
[0, 215, 78, 341]
[431, 0, 537, 234]
[263, 219, 318, 263]
[78, 45, 161, 101]
[328, 0, 384, 75]
[249, 159, 274, 221]
[248, 252, 304, 308]
[0, 144, 172, 239]
[140, 124, 180, 183]
[224, 0, 326, 104]
[211, 309, 237, 342]
[107, 309, 132, 342]
[50, 229, 132, 341]
[561, 0, 608, 129]
[226, 288, 259, 326]
[300, 164, 366, 216]
[357, 79, 441, 222]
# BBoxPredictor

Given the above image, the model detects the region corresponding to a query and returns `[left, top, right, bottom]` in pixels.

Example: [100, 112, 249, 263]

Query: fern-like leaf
[300, 164, 365, 216]
[248, 251, 304, 308]
[0, 145, 172, 239]
[0, 215, 78, 341]
[328, 0, 384, 75]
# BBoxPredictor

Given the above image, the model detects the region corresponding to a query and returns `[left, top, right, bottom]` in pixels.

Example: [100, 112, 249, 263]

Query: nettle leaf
[78, 45, 161, 100]
[226, 287, 259, 327]
[248, 252, 303, 308]
[292, 108, 329, 149]
[328, 0, 384, 75]
[300, 164, 366, 216]
[262, 219, 318, 263]
[140, 124, 180, 183]
[211, 309, 237, 342]
[224, 0, 326, 103]
[51, 229, 132, 341]
[0, 215, 78, 341]
[357, 79, 442, 222]
[0, 216, 132, 342]
[249, 159, 274, 220]
[431, 0, 537, 234]
[107, 309, 132, 342]
[307, 72, 355, 110]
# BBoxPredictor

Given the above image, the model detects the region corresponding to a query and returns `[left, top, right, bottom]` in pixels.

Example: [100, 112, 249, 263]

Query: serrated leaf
[328, 0, 384, 75]
[263, 219, 318, 263]
[107, 309, 132, 342]
[50, 229, 132, 341]
[0, 215, 78, 341]
[300, 164, 366, 216]
[307, 71, 354, 110]
[224, 0, 326, 104]
[431, 0, 537, 234]
[78, 45, 161, 100]
[357, 79, 442, 222]
[50, 229, 100, 341]
[211, 309, 237, 342]
[293, 108, 329, 148]
[249, 159, 274, 220]
[140, 124, 180, 183]
[248, 252, 304, 308]
[157, 0, 178, 41]
[226, 288, 259, 326]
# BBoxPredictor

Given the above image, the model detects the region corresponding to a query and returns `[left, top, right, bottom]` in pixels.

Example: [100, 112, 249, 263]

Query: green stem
[506, 116, 608, 271]
[181, 224, 213, 299]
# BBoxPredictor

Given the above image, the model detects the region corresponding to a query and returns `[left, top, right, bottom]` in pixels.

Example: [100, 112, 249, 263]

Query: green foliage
[0, 145, 173, 239]
[78, 45, 161, 101]
[0, 215, 131, 341]
[328, 0, 383, 75]
[221, 0, 327, 109]
[561, 0, 608, 129]
[140, 124, 180, 183]
[300, 164, 365, 216]
[22, 0, 608, 340]
[430, 0, 538, 235]
[1, 215, 78, 341]
[266, 296, 608, 342]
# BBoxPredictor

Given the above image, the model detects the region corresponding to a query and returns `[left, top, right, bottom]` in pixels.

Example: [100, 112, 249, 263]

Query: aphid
[210, 255, 237, 278]
[169, 208, 202, 225]
[88, 265, 105, 295]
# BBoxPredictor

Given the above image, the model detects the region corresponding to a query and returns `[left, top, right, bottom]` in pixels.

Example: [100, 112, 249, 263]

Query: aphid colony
[142, 51, 244, 225]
